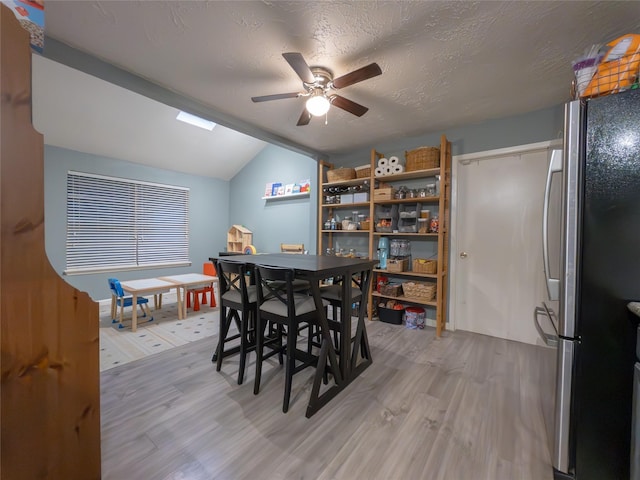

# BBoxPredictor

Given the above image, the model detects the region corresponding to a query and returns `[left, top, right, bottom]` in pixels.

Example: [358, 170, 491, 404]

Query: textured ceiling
[32, 1, 640, 178]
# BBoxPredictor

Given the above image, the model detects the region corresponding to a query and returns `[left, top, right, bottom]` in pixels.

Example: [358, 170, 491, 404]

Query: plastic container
[405, 306, 426, 329]
[378, 305, 404, 325]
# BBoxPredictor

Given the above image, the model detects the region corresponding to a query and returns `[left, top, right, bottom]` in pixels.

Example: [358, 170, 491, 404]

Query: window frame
[65, 170, 191, 275]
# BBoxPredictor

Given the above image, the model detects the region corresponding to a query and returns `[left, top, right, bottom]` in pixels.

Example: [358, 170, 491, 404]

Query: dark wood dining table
[210, 253, 375, 417]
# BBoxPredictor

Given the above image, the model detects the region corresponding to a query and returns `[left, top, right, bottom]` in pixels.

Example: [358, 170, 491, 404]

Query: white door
[454, 148, 551, 345]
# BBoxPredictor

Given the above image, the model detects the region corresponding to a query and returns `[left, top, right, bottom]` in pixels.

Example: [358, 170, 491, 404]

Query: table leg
[306, 280, 344, 417]
[131, 293, 138, 332]
[111, 294, 117, 320]
[350, 269, 373, 372]
[341, 277, 352, 380]
[177, 286, 185, 320]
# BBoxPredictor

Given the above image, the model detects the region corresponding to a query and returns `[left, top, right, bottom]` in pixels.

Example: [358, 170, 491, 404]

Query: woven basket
[359, 220, 371, 231]
[405, 147, 440, 172]
[380, 283, 403, 297]
[327, 167, 356, 183]
[402, 281, 436, 301]
[386, 258, 409, 273]
[355, 165, 371, 178]
[412, 258, 437, 274]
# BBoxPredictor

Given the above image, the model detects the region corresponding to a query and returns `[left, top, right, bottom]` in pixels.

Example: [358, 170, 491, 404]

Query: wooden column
[1, 6, 101, 479]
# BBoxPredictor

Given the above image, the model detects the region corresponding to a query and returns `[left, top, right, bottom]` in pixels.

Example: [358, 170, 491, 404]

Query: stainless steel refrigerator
[536, 88, 640, 480]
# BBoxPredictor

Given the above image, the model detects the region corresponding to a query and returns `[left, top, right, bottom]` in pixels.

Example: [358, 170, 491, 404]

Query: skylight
[176, 111, 216, 131]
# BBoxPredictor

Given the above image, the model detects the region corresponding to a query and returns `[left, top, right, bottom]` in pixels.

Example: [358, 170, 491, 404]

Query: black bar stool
[213, 259, 258, 385]
[253, 265, 328, 413]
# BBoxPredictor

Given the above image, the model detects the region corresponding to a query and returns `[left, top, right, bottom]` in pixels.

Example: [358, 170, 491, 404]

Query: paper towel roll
[389, 156, 399, 166]
[393, 164, 405, 174]
[384, 166, 393, 175]
[375, 167, 385, 177]
[378, 157, 388, 167]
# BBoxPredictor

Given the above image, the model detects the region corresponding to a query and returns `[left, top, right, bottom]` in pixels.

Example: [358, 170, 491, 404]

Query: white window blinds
[66, 171, 190, 274]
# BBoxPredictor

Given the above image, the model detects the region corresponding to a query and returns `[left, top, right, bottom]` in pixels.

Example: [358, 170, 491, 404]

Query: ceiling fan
[251, 52, 382, 126]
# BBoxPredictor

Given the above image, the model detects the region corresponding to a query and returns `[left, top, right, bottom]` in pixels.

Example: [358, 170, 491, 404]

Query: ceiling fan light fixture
[306, 91, 330, 116]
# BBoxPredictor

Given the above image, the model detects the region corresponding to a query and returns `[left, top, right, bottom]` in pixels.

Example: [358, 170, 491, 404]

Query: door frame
[448, 139, 562, 332]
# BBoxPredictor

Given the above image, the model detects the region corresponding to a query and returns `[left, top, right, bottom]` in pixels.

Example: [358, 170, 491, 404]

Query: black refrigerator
[536, 87, 640, 479]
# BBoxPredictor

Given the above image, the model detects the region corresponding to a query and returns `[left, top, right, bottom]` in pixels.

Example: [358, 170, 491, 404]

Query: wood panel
[0, 6, 101, 479]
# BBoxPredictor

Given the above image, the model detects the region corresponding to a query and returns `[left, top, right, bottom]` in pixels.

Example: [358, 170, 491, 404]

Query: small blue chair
[108, 278, 153, 328]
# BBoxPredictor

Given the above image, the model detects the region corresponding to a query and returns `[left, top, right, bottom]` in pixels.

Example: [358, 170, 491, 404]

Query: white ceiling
[32, 56, 267, 181]
[31, 1, 640, 179]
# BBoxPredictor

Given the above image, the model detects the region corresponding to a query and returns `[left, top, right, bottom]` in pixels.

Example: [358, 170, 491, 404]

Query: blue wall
[43, 104, 564, 301]
[228, 144, 318, 254]
[331, 105, 564, 166]
[44, 145, 229, 300]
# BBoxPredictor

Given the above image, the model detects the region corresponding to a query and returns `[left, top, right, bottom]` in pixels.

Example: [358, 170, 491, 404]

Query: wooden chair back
[280, 243, 304, 254]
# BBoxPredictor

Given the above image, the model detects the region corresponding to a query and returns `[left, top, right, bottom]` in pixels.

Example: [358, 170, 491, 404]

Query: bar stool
[320, 270, 372, 361]
[213, 259, 258, 385]
[253, 265, 329, 413]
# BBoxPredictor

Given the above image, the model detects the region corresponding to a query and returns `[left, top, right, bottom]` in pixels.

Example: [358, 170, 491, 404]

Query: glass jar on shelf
[395, 186, 407, 199]
[395, 239, 409, 257]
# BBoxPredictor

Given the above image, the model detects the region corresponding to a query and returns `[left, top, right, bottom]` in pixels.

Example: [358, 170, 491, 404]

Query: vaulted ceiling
[30, 1, 640, 179]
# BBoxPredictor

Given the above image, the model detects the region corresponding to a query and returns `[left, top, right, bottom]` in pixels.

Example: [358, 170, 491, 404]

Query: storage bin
[405, 147, 440, 171]
[398, 222, 418, 233]
[412, 258, 437, 274]
[402, 281, 436, 301]
[374, 187, 395, 201]
[398, 203, 421, 219]
[355, 165, 371, 178]
[340, 194, 354, 204]
[327, 167, 356, 182]
[353, 192, 369, 203]
[379, 283, 403, 297]
[386, 258, 409, 273]
[375, 204, 398, 232]
[378, 305, 404, 325]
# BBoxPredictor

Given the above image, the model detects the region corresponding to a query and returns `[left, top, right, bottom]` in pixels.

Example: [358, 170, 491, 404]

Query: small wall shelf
[262, 192, 310, 200]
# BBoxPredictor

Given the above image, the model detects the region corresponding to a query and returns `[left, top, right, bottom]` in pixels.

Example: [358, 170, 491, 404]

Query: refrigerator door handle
[534, 306, 558, 347]
[543, 148, 562, 301]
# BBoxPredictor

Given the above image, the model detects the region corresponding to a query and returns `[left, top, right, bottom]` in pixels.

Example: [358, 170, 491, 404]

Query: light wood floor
[101, 321, 553, 480]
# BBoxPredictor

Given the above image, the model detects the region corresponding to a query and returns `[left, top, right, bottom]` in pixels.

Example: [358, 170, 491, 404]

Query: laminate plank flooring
[101, 322, 554, 480]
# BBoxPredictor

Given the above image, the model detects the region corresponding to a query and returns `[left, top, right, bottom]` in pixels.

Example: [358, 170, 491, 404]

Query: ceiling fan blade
[251, 92, 300, 102]
[296, 108, 312, 126]
[330, 95, 369, 117]
[332, 63, 382, 89]
[282, 52, 315, 84]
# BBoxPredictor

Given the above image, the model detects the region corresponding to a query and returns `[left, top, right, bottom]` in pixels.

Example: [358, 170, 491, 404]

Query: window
[65, 171, 190, 274]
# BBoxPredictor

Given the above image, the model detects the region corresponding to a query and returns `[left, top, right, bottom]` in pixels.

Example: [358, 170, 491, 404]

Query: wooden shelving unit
[316, 160, 374, 259]
[316, 134, 451, 336]
[368, 134, 451, 336]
